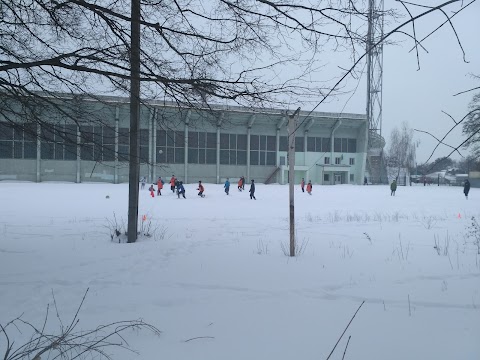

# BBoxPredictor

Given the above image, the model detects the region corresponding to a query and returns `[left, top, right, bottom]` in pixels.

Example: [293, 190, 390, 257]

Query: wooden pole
[288, 108, 301, 256]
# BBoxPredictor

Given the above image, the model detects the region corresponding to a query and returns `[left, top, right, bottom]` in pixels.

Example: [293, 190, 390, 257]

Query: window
[307, 137, 315, 152]
[139, 129, 150, 163]
[220, 133, 229, 149]
[279, 136, 288, 151]
[185, 131, 216, 164]
[250, 135, 259, 150]
[350, 174, 354, 182]
[335, 157, 341, 165]
[42, 124, 56, 159]
[324, 157, 330, 164]
[42, 123, 78, 161]
[334, 138, 341, 152]
[324, 173, 330, 182]
[0, 122, 40, 160]
[0, 122, 14, 158]
[295, 137, 304, 152]
[349, 158, 355, 165]
[102, 126, 115, 161]
[156, 130, 185, 164]
[348, 138, 357, 153]
[250, 135, 276, 165]
[322, 137, 330, 152]
[64, 125, 77, 160]
[237, 134, 247, 150]
[332, 138, 357, 153]
[219, 133, 248, 165]
[118, 128, 129, 161]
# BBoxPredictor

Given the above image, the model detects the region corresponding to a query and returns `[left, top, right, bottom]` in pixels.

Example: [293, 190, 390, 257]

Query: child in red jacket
[148, 184, 155, 197]
[197, 181, 205, 198]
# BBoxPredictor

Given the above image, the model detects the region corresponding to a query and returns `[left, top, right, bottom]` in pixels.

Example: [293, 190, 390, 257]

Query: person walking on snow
[177, 181, 186, 199]
[157, 177, 164, 196]
[249, 179, 256, 200]
[241, 176, 245, 190]
[224, 178, 230, 195]
[170, 175, 176, 193]
[140, 176, 146, 190]
[301, 178, 305, 193]
[390, 179, 397, 196]
[464, 179, 471, 200]
[197, 181, 205, 198]
[148, 184, 155, 197]
[306, 180, 312, 195]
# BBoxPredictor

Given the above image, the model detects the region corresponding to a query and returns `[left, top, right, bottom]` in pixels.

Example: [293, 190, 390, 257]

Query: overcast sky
[318, 0, 480, 164]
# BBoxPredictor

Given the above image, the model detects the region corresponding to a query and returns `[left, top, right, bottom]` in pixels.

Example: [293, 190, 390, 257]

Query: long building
[0, 94, 368, 185]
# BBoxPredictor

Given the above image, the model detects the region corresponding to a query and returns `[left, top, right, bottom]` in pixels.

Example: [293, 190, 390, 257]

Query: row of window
[324, 157, 356, 165]
[0, 122, 358, 163]
[322, 174, 355, 182]
[278, 137, 356, 153]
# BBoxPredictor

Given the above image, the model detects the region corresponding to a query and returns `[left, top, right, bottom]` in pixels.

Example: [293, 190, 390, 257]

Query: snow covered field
[1, 182, 479, 359]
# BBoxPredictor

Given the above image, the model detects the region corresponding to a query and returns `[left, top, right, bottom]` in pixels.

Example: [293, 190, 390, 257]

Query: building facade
[0, 94, 368, 184]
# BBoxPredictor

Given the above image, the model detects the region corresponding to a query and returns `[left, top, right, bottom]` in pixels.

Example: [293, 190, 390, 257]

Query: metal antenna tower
[366, 0, 384, 141]
[365, 0, 386, 184]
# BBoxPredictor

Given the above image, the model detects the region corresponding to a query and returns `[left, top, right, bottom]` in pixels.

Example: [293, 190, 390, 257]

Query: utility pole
[127, 0, 141, 243]
[288, 108, 301, 257]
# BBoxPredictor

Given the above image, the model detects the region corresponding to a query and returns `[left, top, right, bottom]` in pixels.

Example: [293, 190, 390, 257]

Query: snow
[1, 182, 479, 359]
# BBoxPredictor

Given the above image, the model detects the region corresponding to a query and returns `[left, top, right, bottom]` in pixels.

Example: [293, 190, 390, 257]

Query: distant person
[249, 179, 256, 200]
[157, 177, 164, 196]
[170, 175, 176, 193]
[390, 179, 397, 196]
[306, 180, 312, 195]
[224, 178, 230, 195]
[364, 176, 368, 185]
[241, 176, 245, 190]
[464, 179, 470, 200]
[301, 178, 305, 193]
[237, 177, 243, 192]
[423, 177, 426, 186]
[177, 181, 186, 199]
[197, 181, 205, 198]
[140, 176, 146, 190]
[148, 184, 155, 198]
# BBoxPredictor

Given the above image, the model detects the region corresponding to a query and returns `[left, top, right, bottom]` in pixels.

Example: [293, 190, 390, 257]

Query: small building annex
[0, 93, 368, 185]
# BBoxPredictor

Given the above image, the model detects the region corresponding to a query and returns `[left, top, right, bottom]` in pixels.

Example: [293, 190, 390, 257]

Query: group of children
[142, 175, 257, 200]
[143, 175, 318, 199]
[143, 175, 209, 199]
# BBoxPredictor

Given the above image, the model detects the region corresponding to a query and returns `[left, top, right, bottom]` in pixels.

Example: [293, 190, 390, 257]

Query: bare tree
[414, 74, 479, 173]
[1, 0, 475, 241]
[386, 122, 416, 181]
[462, 75, 480, 158]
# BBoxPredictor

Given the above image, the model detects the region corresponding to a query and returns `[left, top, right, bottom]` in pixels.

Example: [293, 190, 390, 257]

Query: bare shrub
[433, 232, 451, 256]
[1, 289, 160, 360]
[420, 215, 438, 230]
[105, 212, 127, 243]
[392, 235, 411, 261]
[466, 217, 480, 254]
[256, 239, 269, 255]
[280, 238, 309, 257]
[154, 225, 171, 242]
